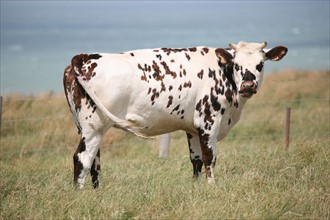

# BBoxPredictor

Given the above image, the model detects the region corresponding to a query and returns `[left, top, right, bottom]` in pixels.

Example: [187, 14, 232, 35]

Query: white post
[159, 133, 170, 158]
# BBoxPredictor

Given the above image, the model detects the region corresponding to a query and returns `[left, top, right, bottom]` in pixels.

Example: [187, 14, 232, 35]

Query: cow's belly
[91, 79, 197, 136]
[124, 101, 197, 136]
[124, 113, 187, 136]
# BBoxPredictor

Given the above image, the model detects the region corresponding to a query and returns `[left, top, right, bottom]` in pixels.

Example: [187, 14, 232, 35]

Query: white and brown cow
[63, 41, 287, 188]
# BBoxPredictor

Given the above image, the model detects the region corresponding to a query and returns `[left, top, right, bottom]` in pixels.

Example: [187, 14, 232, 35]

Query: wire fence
[1, 98, 329, 137]
[1, 95, 329, 123]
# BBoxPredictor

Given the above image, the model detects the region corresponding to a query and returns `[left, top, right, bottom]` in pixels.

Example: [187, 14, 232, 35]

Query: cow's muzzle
[239, 81, 257, 98]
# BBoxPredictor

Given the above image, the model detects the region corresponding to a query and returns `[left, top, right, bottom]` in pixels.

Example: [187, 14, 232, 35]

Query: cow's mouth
[239, 89, 257, 98]
[239, 81, 257, 98]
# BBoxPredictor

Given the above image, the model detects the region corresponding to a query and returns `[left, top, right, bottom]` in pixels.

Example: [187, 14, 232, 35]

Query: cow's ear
[265, 46, 288, 61]
[215, 48, 233, 65]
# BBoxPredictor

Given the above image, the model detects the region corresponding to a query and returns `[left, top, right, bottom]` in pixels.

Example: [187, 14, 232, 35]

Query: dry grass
[1, 70, 329, 219]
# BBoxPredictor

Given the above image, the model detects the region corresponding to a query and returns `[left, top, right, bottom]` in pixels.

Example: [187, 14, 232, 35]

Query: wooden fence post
[0, 96, 2, 130]
[285, 108, 291, 148]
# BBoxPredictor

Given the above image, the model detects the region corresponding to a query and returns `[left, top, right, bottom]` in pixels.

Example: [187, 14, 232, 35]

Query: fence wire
[1, 100, 329, 141]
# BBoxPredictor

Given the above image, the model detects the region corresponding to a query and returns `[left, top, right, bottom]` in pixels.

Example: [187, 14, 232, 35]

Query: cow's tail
[71, 55, 149, 139]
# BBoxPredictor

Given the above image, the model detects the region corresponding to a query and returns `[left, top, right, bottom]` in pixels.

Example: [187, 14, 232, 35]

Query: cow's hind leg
[90, 149, 100, 188]
[73, 138, 86, 187]
[73, 130, 104, 188]
[186, 132, 203, 179]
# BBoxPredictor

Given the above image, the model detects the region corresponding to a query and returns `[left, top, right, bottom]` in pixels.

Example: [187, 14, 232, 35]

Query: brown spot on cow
[179, 68, 187, 78]
[88, 54, 102, 60]
[220, 108, 225, 115]
[202, 47, 209, 54]
[167, 96, 173, 108]
[138, 63, 148, 81]
[130, 53, 135, 57]
[203, 102, 213, 125]
[150, 88, 160, 105]
[152, 70, 164, 81]
[161, 61, 177, 78]
[225, 89, 233, 104]
[188, 47, 197, 52]
[141, 74, 147, 81]
[235, 64, 240, 72]
[183, 81, 192, 88]
[195, 100, 202, 116]
[210, 88, 221, 111]
[152, 61, 161, 74]
[171, 104, 180, 114]
[137, 63, 144, 71]
[185, 53, 191, 61]
[160, 82, 166, 92]
[208, 68, 216, 79]
[197, 69, 204, 79]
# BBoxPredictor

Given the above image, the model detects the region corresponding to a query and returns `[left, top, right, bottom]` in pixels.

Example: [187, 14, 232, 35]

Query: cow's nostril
[243, 82, 254, 89]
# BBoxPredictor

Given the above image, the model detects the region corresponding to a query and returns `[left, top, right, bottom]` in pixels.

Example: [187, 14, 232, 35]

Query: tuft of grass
[1, 71, 329, 219]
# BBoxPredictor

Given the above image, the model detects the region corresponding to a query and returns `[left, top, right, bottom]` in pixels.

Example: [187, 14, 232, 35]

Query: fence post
[285, 108, 291, 148]
[0, 96, 2, 130]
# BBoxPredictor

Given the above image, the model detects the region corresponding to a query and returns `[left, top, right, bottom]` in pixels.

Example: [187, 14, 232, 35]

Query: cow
[63, 41, 287, 188]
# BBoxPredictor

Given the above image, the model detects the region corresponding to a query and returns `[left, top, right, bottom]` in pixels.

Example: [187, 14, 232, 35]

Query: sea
[1, 1, 329, 95]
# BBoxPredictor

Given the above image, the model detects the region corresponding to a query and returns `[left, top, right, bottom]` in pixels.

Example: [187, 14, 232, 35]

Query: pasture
[1, 70, 329, 219]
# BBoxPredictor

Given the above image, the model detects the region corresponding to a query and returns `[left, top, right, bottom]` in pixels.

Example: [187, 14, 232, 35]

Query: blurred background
[1, 1, 329, 95]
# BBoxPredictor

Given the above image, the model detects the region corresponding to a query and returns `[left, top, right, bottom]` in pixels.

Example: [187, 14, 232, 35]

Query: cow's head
[216, 42, 288, 98]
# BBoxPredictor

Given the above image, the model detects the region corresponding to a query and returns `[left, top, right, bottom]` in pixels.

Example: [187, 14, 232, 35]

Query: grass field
[1, 70, 329, 219]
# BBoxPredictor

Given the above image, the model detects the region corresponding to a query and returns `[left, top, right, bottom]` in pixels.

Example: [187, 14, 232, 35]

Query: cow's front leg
[73, 131, 103, 188]
[186, 132, 203, 179]
[197, 127, 217, 184]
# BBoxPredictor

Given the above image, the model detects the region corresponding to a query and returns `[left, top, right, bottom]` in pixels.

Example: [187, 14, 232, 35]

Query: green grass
[1, 71, 329, 219]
